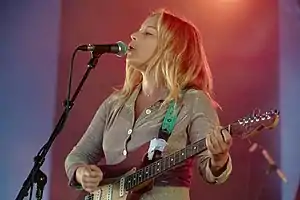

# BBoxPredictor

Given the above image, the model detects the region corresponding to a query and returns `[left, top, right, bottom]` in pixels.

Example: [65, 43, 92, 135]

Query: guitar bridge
[85, 189, 101, 200]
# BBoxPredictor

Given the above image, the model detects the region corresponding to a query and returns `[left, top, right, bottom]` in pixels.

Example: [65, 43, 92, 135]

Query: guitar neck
[123, 136, 206, 190]
[122, 122, 240, 191]
[121, 108, 279, 191]
[83, 109, 279, 200]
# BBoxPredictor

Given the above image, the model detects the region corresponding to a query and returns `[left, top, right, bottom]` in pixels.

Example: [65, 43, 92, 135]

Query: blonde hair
[117, 9, 218, 107]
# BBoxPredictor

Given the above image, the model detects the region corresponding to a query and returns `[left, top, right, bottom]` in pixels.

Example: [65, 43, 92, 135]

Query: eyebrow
[141, 25, 157, 31]
[147, 25, 157, 29]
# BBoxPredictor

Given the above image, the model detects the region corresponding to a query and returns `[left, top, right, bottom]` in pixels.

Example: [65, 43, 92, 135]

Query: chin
[126, 59, 144, 71]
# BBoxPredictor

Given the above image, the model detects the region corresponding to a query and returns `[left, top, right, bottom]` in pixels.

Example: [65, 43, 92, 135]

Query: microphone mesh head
[116, 41, 128, 57]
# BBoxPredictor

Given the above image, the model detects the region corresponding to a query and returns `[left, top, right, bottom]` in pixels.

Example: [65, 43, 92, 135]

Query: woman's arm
[187, 91, 232, 184]
[64, 95, 112, 188]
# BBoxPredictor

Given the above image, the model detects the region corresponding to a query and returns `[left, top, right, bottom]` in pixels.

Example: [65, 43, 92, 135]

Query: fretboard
[121, 109, 278, 190]
[124, 138, 206, 191]
[123, 121, 244, 191]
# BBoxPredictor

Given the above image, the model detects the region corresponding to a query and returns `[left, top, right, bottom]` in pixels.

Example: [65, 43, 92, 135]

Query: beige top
[65, 84, 232, 191]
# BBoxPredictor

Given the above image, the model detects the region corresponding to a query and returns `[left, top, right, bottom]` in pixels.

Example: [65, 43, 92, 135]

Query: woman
[65, 9, 233, 200]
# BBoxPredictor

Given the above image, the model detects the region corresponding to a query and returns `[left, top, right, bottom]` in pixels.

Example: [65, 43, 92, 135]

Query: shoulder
[95, 90, 121, 115]
[181, 89, 219, 121]
[182, 89, 216, 109]
[101, 90, 121, 108]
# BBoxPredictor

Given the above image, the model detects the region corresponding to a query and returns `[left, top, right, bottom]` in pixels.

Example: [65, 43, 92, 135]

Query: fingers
[82, 179, 99, 193]
[82, 175, 101, 184]
[206, 126, 232, 155]
[80, 165, 103, 193]
[84, 170, 102, 178]
[82, 183, 98, 193]
[90, 165, 102, 173]
[84, 165, 103, 178]
[221, 128, 232, 144]
[206, 134, 218, 154]
[207, 134, 226, 154]
[215, 126, 232, 146]
[81, 177, 100, 192]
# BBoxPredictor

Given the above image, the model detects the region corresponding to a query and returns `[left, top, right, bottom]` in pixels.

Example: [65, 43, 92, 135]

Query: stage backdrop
[0, 0, 60, 200]
[279, 0, 300, 199]
[1, 1, 300, 200]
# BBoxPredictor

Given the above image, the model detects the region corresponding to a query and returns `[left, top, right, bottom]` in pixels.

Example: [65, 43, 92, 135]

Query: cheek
[144, 42, 157, 60]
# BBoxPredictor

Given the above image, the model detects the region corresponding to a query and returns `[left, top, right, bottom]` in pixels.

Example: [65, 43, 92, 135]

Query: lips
[128, 43, 136, 51]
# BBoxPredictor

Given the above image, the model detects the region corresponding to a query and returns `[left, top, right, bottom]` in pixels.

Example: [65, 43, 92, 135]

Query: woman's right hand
[76, 165, 103, 193]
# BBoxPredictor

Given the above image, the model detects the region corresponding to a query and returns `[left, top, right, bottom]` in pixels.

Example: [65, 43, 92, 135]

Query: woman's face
[126, 15, 159, 71]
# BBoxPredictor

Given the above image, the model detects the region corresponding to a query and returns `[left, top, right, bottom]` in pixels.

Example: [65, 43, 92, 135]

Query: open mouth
[128, 44, 135, 51]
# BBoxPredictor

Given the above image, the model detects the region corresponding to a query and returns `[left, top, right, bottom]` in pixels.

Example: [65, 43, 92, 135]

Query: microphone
[248, 143, 287, 183]
[77, 41, 128, 57]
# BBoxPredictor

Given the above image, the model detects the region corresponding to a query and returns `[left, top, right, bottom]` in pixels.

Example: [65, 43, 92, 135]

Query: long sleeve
[187, 90, 232, 184]
[64, 95, 111, 188]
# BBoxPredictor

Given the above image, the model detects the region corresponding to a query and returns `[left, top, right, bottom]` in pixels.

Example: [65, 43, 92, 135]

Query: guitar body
[77, 181, 128, 200]
[77, 146, 163, 200]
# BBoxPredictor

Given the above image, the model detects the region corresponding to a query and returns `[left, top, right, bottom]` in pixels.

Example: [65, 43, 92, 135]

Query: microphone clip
[34, 169, 47, 200]
[87, 51, 102, 68]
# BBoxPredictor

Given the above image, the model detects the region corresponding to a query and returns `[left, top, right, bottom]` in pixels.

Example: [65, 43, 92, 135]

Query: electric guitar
[77, 109, 280, 200]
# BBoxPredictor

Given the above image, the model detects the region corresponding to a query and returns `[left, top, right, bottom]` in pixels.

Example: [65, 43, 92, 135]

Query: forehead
[141, 14, 159, 29]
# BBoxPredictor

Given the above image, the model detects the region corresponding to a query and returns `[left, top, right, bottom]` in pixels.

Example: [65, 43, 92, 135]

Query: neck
[141, 72, 164, 97]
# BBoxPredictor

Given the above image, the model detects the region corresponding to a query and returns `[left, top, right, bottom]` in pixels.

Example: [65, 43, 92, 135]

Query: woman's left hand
[206, 126, 232, 169]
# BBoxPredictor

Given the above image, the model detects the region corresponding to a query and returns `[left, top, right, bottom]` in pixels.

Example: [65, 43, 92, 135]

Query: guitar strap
[146, 99, 179, 161]
[127, 100, 180, 198]
[159, 89, 189, 139]
[158, 99, 178, 141]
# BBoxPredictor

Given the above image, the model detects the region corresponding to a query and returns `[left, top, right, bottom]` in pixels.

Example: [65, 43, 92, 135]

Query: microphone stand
[15, 51, 102, 200]
[247, 140, 287, 200]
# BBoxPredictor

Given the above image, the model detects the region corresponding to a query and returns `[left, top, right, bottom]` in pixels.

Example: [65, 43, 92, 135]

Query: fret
[142, 168, 145, 182]
[198, 139, 206, 153]
[137, 169, 143, 184]
[174, 151, 180, 164]
[152, 162, 156, 177]
[161, 157, 165, 172]
[175, 150, 180, 163]
[158, 160, 162, 172]
[133, 172, 137, 186]
[186, 144, 192, 157]
[165, 155, 170, 169]
[178, 150, 183, 163]
[170, 154, 175, 166]
[192, 143, 198, 155]
[151, 163, 156, 176]
[155, 160, 161, 175]
[125, 175, 132, 190]
[180, 149, 186, 161]
[149, 162, 155, 178]
[129, 175, 133, 189]
[145, 165, 150, 179]
[151, 162, 156, 176]
[189, 139, 207, 156]
[141, 169, 144, 182]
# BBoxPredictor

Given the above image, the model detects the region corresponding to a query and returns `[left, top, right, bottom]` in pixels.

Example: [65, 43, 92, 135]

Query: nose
[130, 31, 138, 41]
